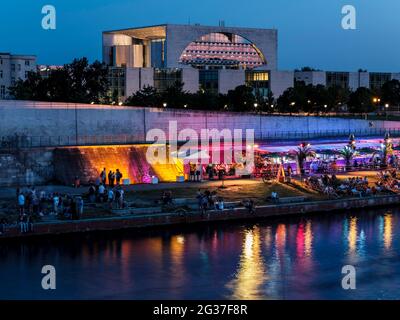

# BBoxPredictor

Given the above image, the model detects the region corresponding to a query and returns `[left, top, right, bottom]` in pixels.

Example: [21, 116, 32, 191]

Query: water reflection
[381, 212, 393, 251]
[3, 207, 400, 299]
[227, 227, 268, 300]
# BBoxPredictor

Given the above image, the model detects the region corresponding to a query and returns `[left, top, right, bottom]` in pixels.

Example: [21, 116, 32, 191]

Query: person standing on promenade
[115, 169, 123, 185]
[53, 193, 60, 215]
[18, 192, 25, 215]
[108, 188, 114, 209]
[100, 168, 107, 185]
[98, 183, 105, 202]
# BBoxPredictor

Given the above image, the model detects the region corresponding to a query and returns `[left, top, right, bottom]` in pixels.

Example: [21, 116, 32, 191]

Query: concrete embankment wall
[0, 148, 53, 186]
[1, 194, 399, 240]
[1, 100, 399, 143]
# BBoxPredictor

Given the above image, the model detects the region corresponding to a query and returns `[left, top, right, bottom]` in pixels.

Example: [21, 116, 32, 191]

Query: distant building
[102, 24, 293, 102]
[295, 70, 400, 92]
[0, 53, 36, 99]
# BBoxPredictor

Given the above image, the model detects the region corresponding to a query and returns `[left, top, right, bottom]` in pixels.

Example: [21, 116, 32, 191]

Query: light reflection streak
[226, 227, 268, 299]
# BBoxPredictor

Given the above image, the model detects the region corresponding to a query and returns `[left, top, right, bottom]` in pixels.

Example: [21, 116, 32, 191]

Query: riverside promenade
[1, 193, 400, 240]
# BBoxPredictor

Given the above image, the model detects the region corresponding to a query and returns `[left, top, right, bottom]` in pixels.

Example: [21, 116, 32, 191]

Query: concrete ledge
[1, 194, 400, 240]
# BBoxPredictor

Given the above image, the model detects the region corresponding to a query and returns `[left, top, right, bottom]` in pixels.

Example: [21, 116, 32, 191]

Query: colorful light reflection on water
[1, 207, 400, 300]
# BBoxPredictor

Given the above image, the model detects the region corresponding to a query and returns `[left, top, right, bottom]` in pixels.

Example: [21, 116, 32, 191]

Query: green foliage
[339, 146, 358, 167]
[9, 58, 109, 103]
[347, 87, 375, 113]
[381, 79, 400, 106]
[295, 142, 316, 174]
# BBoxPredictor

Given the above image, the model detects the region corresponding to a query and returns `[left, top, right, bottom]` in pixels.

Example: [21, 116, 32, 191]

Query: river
[1, 207, 399, 300]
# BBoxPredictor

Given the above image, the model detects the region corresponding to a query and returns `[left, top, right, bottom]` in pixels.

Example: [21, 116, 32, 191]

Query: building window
[25, 71, 29, 78]
[0, 70, 2, 79]
[18, 64, 21, 71]
[153, 68, 182, 92]
[11, 64, 15, 72]
[25, 60, 30, 66]
[11, 77, 15, 86]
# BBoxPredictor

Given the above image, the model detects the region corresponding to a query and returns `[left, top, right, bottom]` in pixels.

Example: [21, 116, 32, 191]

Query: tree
[339, 146, 358, 169]
[161, 81, 189, 108]
[125, 85, 161, 107]
[9, 71, 49, 101]
[294, 142, 316, 175]
[226, 85, 256, 112]
[381, 79, 400, 107]
[347, 87, 374, 113]
[9, 57, 109, 103]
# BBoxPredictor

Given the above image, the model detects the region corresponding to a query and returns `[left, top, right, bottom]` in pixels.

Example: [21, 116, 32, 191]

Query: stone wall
[0, 148, 53, 187]
[1, 101, 399, 146]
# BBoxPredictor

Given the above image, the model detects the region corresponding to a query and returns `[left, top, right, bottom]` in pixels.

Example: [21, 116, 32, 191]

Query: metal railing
[1, 127, 400, 150]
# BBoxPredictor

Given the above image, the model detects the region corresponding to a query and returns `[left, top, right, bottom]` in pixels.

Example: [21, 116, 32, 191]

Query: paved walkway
[0, 179, 261, 199]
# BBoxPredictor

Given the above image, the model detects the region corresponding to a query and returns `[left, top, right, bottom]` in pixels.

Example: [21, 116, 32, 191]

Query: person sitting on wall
[242, 199, 255, 214]
[215, 197, 224, 211]
[270, 191, 279, 203]
[161, 191, 173, 205]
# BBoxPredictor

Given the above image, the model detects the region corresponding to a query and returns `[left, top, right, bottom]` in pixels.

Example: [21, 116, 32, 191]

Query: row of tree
[9, 57, 400, 114]
[9, 58, 109, 104]
[278, 80, 400, 114]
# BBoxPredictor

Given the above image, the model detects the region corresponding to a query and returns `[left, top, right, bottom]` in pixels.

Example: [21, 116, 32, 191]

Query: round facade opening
[179, 32, 267, 69]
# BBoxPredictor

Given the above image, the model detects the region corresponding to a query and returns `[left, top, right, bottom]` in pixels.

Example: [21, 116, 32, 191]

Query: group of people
[305, 173, 392, 198]
[12, 187, 84, 234]
[87, 182, 125, 209]
[196, 189, 225, 214]
[99, 168, 123, 188]
[376, 169, 400, 193]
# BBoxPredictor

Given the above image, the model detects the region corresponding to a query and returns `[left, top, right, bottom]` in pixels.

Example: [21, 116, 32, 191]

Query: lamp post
[163, 102, 167, 108]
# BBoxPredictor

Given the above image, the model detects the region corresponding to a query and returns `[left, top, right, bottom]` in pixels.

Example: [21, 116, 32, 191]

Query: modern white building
[0, 53, 37, 99]
[295, 70, 400, 91]
[102, 23, 293, 101]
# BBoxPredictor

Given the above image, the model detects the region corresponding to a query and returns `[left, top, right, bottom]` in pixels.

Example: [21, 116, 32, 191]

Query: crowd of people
[304, 173, 397, 198]
[195, 189, 225, 214]
[85, 167, 127, 209]
[0, 187, 85, 235]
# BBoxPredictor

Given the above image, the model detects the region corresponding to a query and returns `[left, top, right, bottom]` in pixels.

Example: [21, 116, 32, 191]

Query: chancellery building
[102, 23, 293, 102]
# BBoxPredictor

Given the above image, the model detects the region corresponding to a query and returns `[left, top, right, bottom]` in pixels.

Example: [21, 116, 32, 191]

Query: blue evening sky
[1, 0, 399, 71]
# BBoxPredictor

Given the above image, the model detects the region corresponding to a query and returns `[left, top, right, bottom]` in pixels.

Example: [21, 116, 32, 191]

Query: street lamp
[163, 102, 167, 108]
[254, 103, 258, 109]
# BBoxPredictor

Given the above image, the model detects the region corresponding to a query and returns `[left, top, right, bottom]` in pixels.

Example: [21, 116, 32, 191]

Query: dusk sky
[1, 0, 400, 71]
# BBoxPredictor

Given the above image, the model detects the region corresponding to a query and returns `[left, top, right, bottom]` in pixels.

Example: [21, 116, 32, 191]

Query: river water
[1, 207, 400, 300]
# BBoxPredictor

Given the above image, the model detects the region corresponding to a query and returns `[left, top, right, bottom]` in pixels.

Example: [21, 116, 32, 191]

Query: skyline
[1, 0, 400, 71]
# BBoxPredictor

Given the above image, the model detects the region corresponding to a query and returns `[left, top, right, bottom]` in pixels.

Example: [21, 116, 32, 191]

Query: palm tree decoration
[339, 146, 358, 169]
[295, 142, 316, 175]
[382, 132, 393, 167]
[348, 134, 356, 151]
